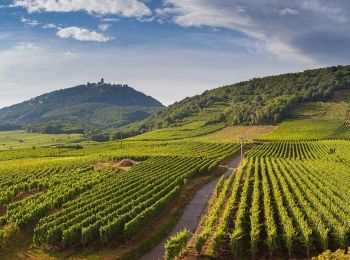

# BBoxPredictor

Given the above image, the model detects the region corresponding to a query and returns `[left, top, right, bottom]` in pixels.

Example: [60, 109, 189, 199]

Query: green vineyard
[189, 140, 350, 258]
[245, 140, 332, 159]
[0, 140, 240, 250]
[260, 102, 350, 141]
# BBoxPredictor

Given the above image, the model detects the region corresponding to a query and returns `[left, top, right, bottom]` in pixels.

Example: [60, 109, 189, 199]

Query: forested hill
[0, 82, 163, 132]
[126, 65, 350, 135]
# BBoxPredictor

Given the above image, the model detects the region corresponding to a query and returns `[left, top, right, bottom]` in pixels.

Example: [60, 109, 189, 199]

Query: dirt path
[140, 155, 242, 260]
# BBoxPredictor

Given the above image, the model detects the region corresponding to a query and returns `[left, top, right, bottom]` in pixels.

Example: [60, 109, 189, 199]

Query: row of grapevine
[164, 228, 192, 260]
[193, 162, 246, 256]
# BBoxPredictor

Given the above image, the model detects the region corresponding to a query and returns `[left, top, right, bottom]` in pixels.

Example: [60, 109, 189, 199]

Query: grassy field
[0, 130, 84, 150]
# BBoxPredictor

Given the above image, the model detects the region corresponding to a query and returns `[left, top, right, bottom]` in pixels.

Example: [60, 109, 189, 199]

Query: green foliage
[164, 228, 192, 260]
[89, 133, 110, 142]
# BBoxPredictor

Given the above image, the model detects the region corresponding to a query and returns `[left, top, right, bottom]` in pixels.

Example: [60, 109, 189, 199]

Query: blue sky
[0, 0, 349, 108]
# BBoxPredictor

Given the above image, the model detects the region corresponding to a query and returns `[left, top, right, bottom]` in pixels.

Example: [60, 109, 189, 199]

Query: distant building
[98, 78, 105, 85]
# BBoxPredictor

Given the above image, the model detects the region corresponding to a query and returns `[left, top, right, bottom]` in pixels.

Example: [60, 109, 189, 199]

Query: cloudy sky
[0, 0, 349, 108]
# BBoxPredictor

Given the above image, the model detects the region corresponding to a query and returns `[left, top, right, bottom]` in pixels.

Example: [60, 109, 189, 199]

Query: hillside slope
[124, 65, 350, 137]
[0, 81, 163, 132]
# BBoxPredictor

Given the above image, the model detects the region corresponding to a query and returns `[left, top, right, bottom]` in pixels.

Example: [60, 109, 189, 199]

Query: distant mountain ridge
[0, 80, 163, 131]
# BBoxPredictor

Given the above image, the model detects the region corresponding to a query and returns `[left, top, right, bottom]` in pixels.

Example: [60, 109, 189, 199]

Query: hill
[0, 80, 163, 133]
[122, 65, 350, 138]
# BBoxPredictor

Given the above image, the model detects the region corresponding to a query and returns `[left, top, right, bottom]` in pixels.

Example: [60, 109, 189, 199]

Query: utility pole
[240, 138, 243, 161]
[58, 139, 61, 157]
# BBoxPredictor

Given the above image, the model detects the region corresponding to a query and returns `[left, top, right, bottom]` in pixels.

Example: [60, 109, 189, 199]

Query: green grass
[0, 130, 84, 150]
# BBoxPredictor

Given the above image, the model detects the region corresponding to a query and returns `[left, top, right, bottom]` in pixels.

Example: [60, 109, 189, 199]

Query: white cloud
[21, 17, 60, 30]
[21, 17, 40, 26]
[12, 0, 152, 17]
[42, 23, 57, 29]
[300, 0, 347, 23]
[0, 42, 79, 108]
[263, 41, 313, 65]
[279, 8, 298, 16]
[13, 42, 40, 50]
[101, 18, 119, 22]
[98, 24, 111, 32]
[57, 26, 111, 42]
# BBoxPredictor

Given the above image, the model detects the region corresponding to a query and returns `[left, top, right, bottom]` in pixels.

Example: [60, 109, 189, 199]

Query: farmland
[174, 139, 350, 259]
[0, 137, 240, 259]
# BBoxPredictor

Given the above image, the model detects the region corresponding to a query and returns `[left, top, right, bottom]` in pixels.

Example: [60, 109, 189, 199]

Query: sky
[0, 0, 349, 108]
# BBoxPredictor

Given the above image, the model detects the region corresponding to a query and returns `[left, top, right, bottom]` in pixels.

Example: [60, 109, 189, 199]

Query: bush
[90, 133, 110, 142]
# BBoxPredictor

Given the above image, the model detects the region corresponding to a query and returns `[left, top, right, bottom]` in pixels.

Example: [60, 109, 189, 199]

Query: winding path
[140, 154, 242, 260]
